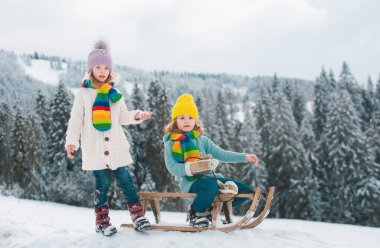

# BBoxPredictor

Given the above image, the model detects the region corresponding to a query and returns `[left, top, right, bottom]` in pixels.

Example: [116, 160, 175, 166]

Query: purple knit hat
[87, 40, 113, 72]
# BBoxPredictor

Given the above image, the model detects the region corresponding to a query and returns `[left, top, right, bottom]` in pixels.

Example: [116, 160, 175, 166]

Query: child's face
[92, 64, 110, 83]
[176, 115, 196, 132]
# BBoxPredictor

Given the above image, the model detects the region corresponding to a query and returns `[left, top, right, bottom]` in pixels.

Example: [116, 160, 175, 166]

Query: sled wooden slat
[138, 192, 255, 198]
[136, 191, 257, 224]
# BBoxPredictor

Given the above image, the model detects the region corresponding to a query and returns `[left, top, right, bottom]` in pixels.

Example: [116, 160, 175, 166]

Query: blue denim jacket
[163, 134, 246, 192]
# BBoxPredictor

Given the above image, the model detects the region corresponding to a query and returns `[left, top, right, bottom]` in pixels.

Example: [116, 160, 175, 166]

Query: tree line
[0, 62, 379, 227]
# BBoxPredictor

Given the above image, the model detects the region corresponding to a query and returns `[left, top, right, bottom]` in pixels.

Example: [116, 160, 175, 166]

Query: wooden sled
[121, 186, 275, 232]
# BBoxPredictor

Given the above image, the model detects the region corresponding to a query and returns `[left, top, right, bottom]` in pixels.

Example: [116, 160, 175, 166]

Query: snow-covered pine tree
[212, 91, 234, 178]
[271, 73, 280, 95]
[23, 113, 46, 200]
[0, 102, 12, 188]
[328, 69, 337, 90]
[236, 106, 267, 189]
[361, 77, 375, 131]
[127, 83, 153, 191]
[35, 90, 50, 132]
[338, 62, 365, 131]
[313, 68, 333, 140]
[359, 102, 380, 226]
[253, 86, 274, 164]
[46, 82, 73, 170]
[211, 91, 230, 149]
[145, 81, 176, 192]
[298, 111, 322, 220]
[266, 92, 316, 219]
[195, 96, 202, 116]
[292, 85, 306, 128]
[375, 74, 380, 105]
[10, 105, 27, 190]
[367, 103, 380, 165]
[43, 82, 92, 206]
[283, 80, 293, 102]
[198, 88, 215, 136]
[320, 91, 369, 224]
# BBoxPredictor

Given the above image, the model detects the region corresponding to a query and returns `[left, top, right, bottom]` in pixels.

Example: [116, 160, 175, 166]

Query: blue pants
[189, 177, 253, 212]
[93, 166, 139, 207]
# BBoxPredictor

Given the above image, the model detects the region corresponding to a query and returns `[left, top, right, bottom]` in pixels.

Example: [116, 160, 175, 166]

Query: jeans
[93, 166, 139, 207]
[189, 177, 253, 212]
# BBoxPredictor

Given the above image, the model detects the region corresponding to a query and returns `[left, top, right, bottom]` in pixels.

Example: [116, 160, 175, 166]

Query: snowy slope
[1, 196, 378, 248]
[18, 58, 67, 85]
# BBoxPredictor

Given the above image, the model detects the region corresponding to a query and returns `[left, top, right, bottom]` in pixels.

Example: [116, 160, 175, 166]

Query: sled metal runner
[121, 186, 275, 232]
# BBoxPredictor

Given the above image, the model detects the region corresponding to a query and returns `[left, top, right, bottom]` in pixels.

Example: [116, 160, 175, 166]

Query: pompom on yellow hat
[171, 93, 199, 121]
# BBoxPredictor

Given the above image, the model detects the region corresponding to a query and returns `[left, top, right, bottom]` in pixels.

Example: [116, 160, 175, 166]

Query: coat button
[105, 137, 109, 141]
[106, 164, 110, 168]
[104, 151, 109, 156]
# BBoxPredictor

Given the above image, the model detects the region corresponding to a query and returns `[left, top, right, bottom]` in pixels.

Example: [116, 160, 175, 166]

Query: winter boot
[127, 203, 151, 231]
[186, 205, 210, 228]
[95, 206, 117, 236]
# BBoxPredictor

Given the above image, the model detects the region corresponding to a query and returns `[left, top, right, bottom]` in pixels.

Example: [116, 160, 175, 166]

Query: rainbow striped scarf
[82, 79, 122, 131]
[169, 130, 201, 163]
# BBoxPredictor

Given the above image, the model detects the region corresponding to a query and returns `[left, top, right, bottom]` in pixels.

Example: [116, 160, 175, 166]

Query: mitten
[185, 158, 219, 176]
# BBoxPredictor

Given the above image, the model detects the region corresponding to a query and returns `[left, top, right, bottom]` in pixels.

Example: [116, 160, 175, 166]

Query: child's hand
[66, 145, 76, 159]
[135, 111, 152, 121]
[246, 154, 259, 165]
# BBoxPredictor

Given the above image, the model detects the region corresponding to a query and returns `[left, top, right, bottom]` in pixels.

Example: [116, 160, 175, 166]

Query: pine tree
[361, 77, 375, 131]
[266, 92, 316, 219]
[46, 82, 73, 169]
[145, 81, 176, 192]
[43, 82, 92, 205]
[23, 113, 46, 199]
[319, 91, 369, 224]
[328, 69, 337, 90]
[211, 91, 230, 150]
[299, 112, 322, 220]
[338, 62, 365, 130]
[10, 105, 27, 189]
[360, 103, 380, 226]
[0, 102, 12, 188]
[236, 107, 267, 189]
[292, 86, 306, 128]
[283, 80, 293, 102]
[271, 73, 280, 95]
[375, 74, 380, 105]
[35, 90, 50, 132]
[313, 68, 333, 140]
[127, 83, 153, 191]
[253, 86, 274, 163]
[212, 91, 234, 177]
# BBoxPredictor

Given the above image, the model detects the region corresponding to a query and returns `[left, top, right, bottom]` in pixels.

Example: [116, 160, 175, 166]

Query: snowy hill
[18, 58, 67, 85]
[1, 196, 378, 248]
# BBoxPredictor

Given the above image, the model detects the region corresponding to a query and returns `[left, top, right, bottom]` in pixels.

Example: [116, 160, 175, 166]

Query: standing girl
[164, 93, 259, 228]
[65, 40, 151, 235]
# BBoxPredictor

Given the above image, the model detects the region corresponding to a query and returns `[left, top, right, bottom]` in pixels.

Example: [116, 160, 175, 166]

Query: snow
[1, 195, 379, 248]
[18, 58, 67, 85]
[123, 81, 135, 95]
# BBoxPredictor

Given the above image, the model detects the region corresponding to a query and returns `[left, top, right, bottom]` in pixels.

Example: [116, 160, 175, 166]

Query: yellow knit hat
[171, 93, 199, 121]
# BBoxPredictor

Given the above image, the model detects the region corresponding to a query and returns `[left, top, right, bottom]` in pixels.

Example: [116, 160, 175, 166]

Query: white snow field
[1, 195, 378, 248]
[18, 58, 67, 85]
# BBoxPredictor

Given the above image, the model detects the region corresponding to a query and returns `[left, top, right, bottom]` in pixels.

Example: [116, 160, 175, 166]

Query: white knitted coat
[65, 74, 142, 171]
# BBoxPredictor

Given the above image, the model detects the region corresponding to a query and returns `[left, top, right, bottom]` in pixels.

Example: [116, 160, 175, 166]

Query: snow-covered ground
[18, 58, 67, 85]
[1, 195, 378, 248]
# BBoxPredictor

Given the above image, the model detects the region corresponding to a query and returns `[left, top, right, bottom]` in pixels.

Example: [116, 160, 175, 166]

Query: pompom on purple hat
[87, 40, 113, 72]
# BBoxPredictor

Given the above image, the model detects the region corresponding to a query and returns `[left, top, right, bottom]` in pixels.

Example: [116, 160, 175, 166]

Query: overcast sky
[0, 0, 379, 83]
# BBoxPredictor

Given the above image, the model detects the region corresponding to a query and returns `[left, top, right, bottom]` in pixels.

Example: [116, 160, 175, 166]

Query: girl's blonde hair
[164, 118, 204, 135]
